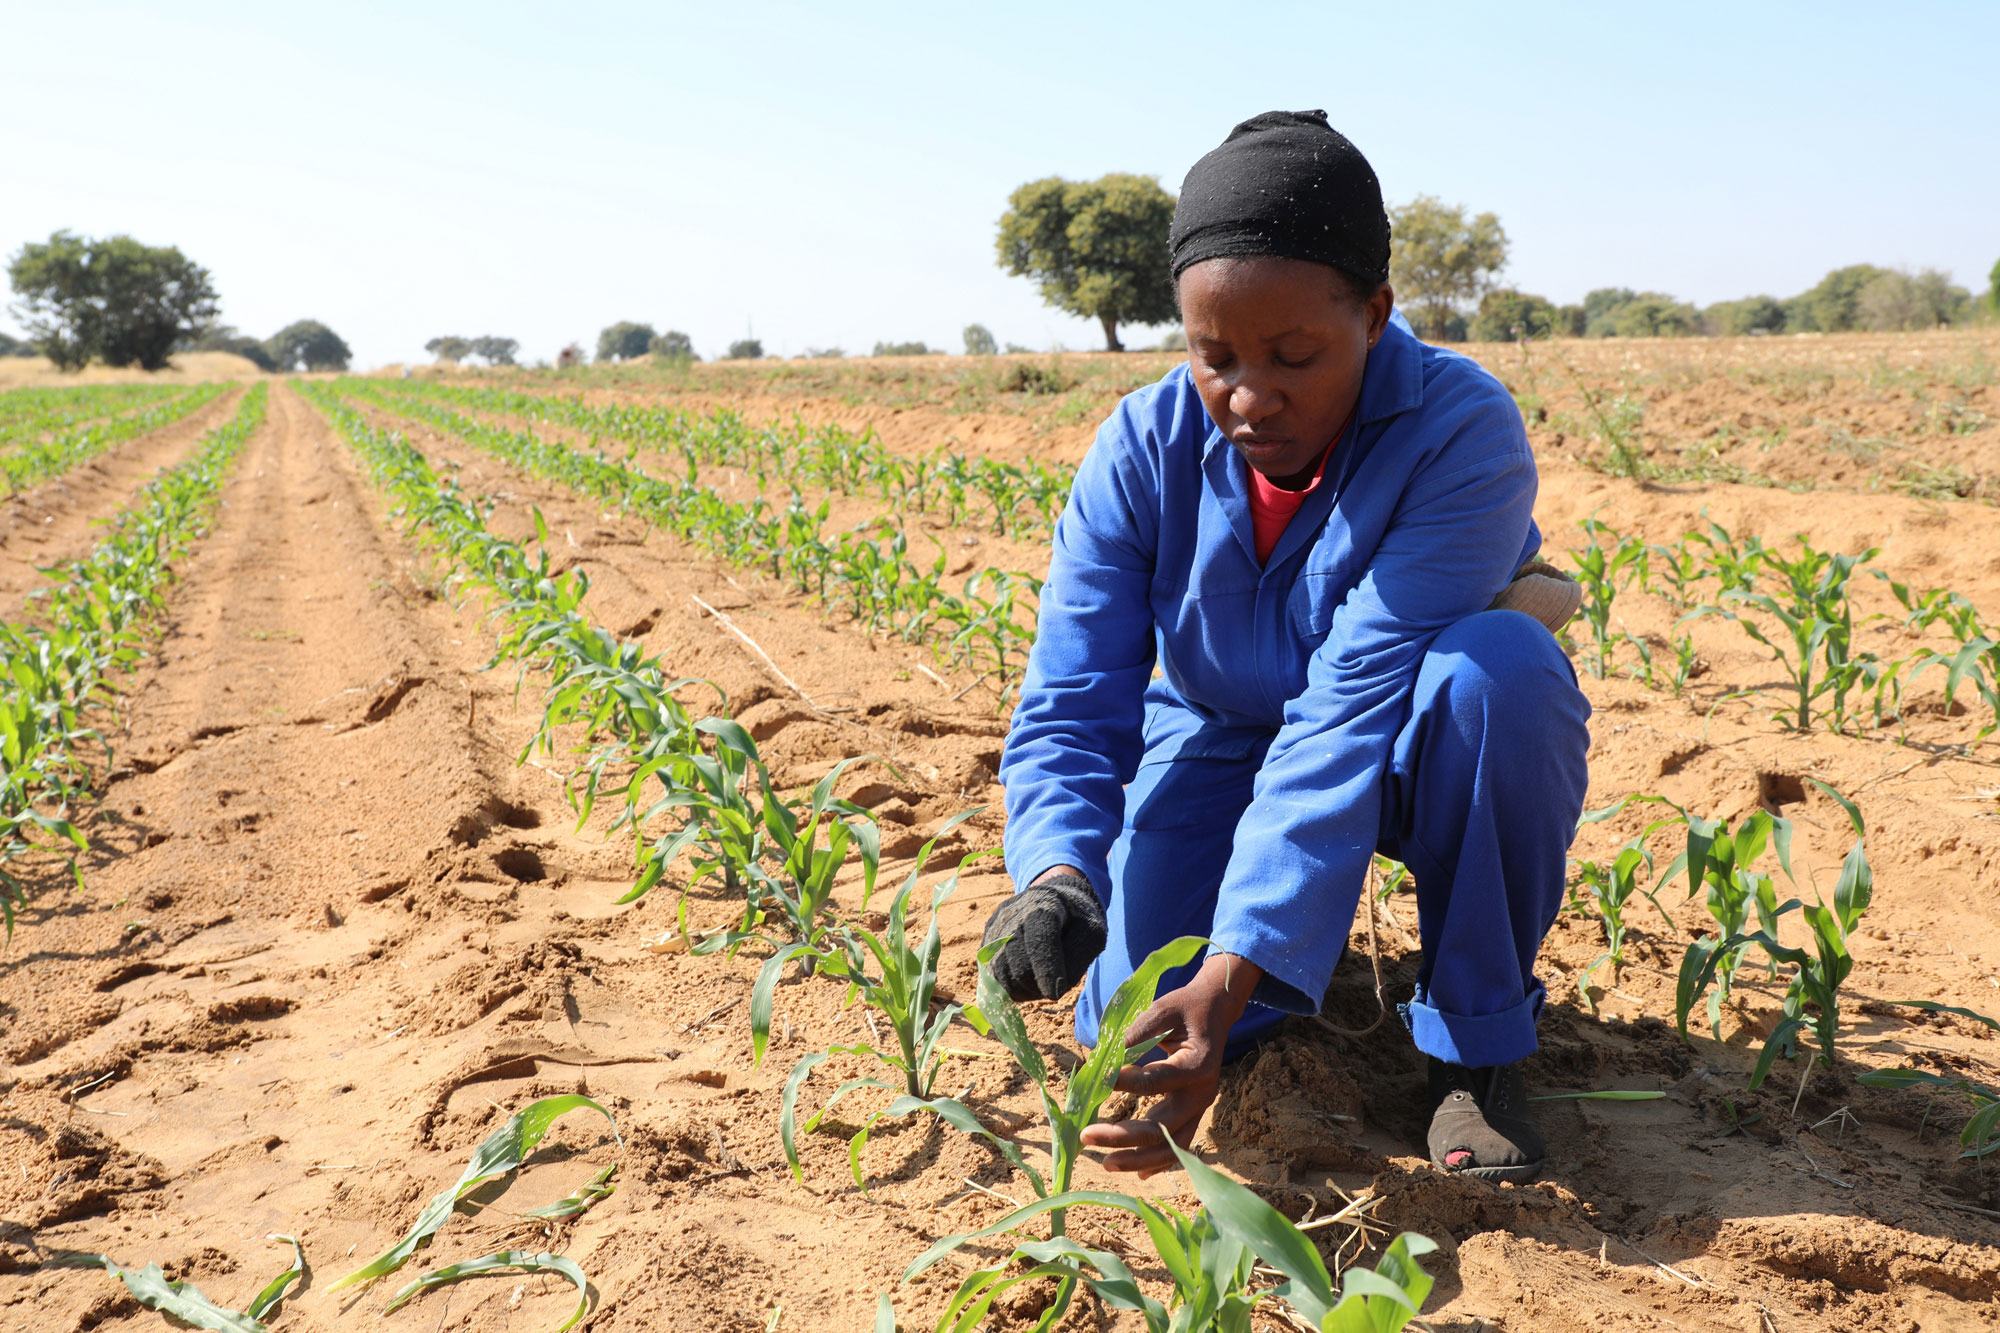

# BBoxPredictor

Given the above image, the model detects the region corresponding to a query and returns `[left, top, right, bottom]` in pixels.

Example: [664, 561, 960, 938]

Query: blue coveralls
[998, 317, 1591, 1068]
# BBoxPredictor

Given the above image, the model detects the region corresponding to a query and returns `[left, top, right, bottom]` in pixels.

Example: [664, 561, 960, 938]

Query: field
[1, 328, 1998, 1332]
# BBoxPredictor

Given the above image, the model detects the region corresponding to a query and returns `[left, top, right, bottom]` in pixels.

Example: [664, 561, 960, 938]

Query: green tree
[7, 230, 220, 371]
[1912, 268, 1972, 326]
[1553, 303, 1586, 337]
[1608, 294, 1698, 337]
[425, 335, 473, 363]
[471, 335, 519, 366]
[1580, 288, 1637, 336]
[1789, 264, 1891, 333]
[648, 329, 697, 361]
[962, 323, 997, 356]
[1856, 270, 1927, 331]
[725, 338, 763, 360]
[0, 331, 34, 358]
[1988, 257, 2000, 312]
[997, 172, 1177, 351]
[597, 320, 657, 362]
[1387, 195, 1507, 342]
[1702, 295, 1786, 336]
[1468, 288, 1559, 341]
[1855, 268, 1971, 331]
[872, 340, 932, 356]
[187, 324, 277, 371]
[266, 319, 352, 372]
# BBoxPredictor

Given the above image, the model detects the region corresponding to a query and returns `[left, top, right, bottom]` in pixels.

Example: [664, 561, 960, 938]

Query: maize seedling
[898, 1134, 1436, 1333]
[45, 1233, 303, 1333]
[330, 1094, 619, 1292]
[383, 1249, 592, 1332]
[1690, 536, 1881, 732]
[1676, 780, 1873, 1090]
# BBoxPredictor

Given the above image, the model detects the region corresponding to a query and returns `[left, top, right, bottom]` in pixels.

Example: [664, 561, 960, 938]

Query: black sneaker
[1426, 1057, 1545, 1183]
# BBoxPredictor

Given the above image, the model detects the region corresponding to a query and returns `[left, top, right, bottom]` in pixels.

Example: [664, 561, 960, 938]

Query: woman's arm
[998, 401, 1162, 902]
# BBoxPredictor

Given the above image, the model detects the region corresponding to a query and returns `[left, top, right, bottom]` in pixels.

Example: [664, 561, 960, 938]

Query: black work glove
[981, 872, 1107, 1001]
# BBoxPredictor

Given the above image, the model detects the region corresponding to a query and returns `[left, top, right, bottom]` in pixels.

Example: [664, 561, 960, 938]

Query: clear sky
[4, 1, 1993, 368]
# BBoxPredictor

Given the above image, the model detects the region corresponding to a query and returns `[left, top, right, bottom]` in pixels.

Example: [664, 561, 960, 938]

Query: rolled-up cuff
[1399, 979, 1544, 1067]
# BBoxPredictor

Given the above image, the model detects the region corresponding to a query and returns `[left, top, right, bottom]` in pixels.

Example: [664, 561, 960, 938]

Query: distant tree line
[424, 335, 520, 366]
[4, 230, 352, 371]
[991, 175, 1998, 348]
[1465, 265, 1984, 342]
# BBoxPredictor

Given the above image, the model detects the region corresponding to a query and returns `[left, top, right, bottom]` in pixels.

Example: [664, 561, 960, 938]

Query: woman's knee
[1419, 611, 1589, 738]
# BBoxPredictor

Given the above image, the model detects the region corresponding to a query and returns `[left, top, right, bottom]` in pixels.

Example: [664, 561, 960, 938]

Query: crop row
[0, 384, 266, 935]
[368, 377, 1079, 538]
[385, 378, 2000, 748]
[1567, 515, 2000, 738]
[336, 381, 1045, 696]
[0, 382, 184, 443]
[342, 382, 1988, 1144]
[295, 381, 1440, 1332]
[1569, 782, 2000, 1155]
[1, 383, 227, 497]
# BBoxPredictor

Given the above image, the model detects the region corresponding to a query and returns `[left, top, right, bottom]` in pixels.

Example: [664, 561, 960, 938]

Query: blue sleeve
[998, 398, 1161, 898]
[1209, 401, 1536, 1013]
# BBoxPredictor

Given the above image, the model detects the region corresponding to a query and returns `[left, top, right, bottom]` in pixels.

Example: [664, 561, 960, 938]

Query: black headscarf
[1168, 110, 1391, 287]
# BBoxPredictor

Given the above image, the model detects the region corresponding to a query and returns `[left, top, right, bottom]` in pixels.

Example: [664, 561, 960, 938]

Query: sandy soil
[1, 357, 1998, 1331]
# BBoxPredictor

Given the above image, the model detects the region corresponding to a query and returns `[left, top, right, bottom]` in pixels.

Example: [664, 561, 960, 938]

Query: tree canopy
[1788, 264, 1890, 333]
[425, 335, 473, 363]
[1387, 197, 1507, 342]
[597, 321, 657, 362]
[266, 319, 352, 372]
[1701, 295, 1787, 336]
[872, 340, 932, 356]
[1468, 288, 1559, 342]
[187, 324, 277, 371]
[648, 329, 697, 361]
[996, 173, 1177, 351]
[962, 323, 997, 356]
[725, 338, 763, 360]
[470, 335, 519, 366]
[7, 230, 220, 371]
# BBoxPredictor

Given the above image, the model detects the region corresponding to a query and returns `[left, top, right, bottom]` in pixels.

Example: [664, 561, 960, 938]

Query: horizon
[4, 2, 1994, 369]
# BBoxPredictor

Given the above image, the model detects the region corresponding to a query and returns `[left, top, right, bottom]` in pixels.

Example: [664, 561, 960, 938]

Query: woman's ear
[1366, 283, 1395, 348]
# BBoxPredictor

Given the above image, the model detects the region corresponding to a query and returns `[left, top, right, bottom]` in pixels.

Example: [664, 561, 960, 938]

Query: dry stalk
[690, 593, 817, 706]
[1315, 861, 1387, 1038]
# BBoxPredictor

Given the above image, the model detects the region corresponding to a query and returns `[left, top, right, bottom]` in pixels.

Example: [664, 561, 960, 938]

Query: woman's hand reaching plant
[1081, 951, 1264, 1177]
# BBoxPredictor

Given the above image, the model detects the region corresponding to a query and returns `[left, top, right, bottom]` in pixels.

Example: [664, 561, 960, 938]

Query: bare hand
[1078, 952, 1263, 1177]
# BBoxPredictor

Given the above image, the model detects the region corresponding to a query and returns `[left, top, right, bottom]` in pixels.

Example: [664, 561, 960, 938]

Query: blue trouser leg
[1075, 610, 1590, 1067]
[1384, 611, 1592, 1066]
[1075, 751, 1274, 1055]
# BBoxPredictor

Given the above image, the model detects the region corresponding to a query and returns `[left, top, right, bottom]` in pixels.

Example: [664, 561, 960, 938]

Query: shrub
[648, 329, 697, 362]
[1702, 296, 1786, 336]
[266, 319, 352, 371]
[596, 321, 656, 362]
[1469, 288, 1560, 341]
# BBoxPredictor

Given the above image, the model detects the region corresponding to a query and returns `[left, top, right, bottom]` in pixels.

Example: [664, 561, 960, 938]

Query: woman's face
[1178, 256, 1394, 484]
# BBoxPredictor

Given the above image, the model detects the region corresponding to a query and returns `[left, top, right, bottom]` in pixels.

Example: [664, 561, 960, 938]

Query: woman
[986, 111, 1591, 1183]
